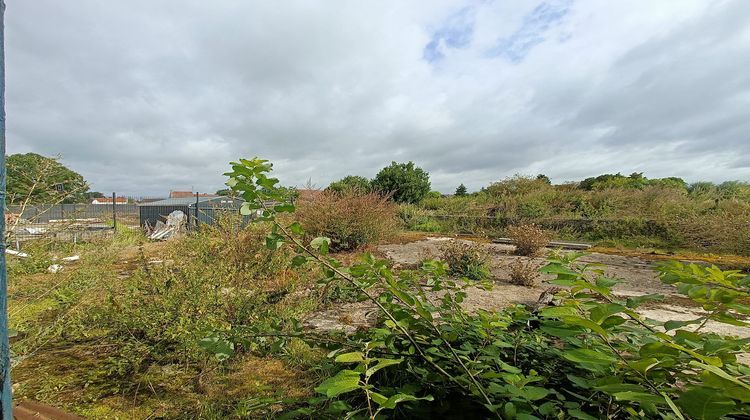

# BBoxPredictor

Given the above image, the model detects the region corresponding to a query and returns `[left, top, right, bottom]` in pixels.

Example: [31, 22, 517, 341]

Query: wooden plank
[491, 237, 592, 250]
[14, 400, 84, 420]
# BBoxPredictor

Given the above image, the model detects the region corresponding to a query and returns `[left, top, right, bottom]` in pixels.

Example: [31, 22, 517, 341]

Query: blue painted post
[0, 0, 11, 417]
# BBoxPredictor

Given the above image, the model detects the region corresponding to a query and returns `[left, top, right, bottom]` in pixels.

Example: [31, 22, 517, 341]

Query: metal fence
[6, 203, 139, 245]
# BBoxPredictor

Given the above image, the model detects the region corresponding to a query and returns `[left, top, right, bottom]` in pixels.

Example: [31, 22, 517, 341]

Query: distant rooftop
[169, 191, 218, 199]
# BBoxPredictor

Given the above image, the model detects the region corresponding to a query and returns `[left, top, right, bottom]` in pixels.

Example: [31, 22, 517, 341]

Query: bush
[507, 224, 551, 256]
[327, 175, 371, 194]
[439, 241, 491, 280]
[296, 190, 398, 252]
[371, 161, 431, 204]
[507, 258, 539, 286]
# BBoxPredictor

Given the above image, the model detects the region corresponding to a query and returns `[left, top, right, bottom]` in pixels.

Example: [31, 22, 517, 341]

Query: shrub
[296, 190, 398, 252]
[371, 161, 431, 204]
[507, 258, 539, 286]
[327, 175, 371, 194]
[439, 241, 491, 280]
[507, 224, 551, 256]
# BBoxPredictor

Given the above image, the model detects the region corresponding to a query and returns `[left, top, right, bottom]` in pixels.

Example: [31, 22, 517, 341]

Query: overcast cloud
[5, 0, 750, 196]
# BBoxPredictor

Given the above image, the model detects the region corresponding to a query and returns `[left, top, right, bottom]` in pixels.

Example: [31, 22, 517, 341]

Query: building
[138, 196, 245, 228]
[91, 197, 128, 205]
[169, 191, 218, 199]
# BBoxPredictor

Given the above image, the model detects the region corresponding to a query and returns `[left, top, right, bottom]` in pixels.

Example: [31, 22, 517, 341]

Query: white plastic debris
[6, 249, 29, 258]
[149, 210, 187, 241]
[47, 264, 64, 274]
[61, 255, 80, 262]
[24, 227, 47, 235]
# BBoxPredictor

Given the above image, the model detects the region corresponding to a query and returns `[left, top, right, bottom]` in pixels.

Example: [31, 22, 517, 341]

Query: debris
[24, 227, 47, 235]
[47, 264, 64, 274]
[61, 255, 80, 262]
[149, 210, 187, 241]
[6, 249, 29, 258]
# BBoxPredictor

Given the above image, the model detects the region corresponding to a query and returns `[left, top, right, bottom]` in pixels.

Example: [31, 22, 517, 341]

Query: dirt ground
[307, 237, 750, 344]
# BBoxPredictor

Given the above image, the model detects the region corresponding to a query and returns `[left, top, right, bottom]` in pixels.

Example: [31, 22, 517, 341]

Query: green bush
[327, 175, 371, 194]
[371, 161, 431, 204]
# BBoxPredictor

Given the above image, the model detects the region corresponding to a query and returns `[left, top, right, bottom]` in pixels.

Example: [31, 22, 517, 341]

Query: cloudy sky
[6, 0, 750, 196]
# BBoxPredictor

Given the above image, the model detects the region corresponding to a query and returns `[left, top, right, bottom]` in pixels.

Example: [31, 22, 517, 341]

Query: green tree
[7, 153, 89, 204]
[327, 175, 371, 194]
[454, 184, 467, 196]
[536, 174, 551, 185]
[372, 161, 431, 204]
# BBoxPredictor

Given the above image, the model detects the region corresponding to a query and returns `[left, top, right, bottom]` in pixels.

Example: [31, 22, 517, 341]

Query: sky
[5, 0, 750, 196]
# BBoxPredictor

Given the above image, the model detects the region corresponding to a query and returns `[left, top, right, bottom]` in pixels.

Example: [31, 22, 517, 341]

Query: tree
[216, 188, 232, 196]
[372, 161, 431, 204]
[327, 175, 371, 194]
[536, 174, 551, 185]
[7, 153, 90, 204]
[455, 184, 467, 196]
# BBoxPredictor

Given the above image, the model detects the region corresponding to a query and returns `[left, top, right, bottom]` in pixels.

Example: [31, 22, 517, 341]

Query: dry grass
[440, 241, 491, 280]
[507, 224, 551, 256]
[296, 189, 399, 252]
[506, 258, 540, 286]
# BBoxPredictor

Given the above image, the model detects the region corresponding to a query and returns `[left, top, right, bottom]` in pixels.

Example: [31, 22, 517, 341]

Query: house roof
[92, 197, 127, 203]
[139, 196, 244, 207]
[169, 191, 218, 199]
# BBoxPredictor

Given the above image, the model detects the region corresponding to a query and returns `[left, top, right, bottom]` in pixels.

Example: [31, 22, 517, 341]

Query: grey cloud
[5, 0, 750, 196]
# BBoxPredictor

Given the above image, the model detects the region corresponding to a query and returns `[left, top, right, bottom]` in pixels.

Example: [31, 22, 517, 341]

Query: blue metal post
[0, 0, 11, 417]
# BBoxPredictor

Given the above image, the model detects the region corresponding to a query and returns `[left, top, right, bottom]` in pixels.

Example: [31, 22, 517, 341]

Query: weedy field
[6, 160, 750, 419]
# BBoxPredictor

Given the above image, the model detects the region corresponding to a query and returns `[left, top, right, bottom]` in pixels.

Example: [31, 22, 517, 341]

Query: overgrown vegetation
[439, 240, 491, 281]
[8, 158, 750, 419]
[507, 224, 551, 257]
[202, 157, 750, 419]
[506, 258, 539, 286]
[9, 219, 329, 417]
[406, 174, 750, 255]
[296, 189, 398, 252]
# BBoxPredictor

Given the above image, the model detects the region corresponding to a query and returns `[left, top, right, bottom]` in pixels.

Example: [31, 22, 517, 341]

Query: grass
[7, 222, 330, 418]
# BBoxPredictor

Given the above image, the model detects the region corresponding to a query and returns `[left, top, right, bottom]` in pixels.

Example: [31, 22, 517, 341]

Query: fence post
[112, 192, 117, 231]
[194, 192, 199, 229]
[0, 0, 13, 416]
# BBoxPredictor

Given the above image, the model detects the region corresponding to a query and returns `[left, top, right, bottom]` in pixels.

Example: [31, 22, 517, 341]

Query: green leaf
[378, 393, 434, 410]
[563, 348, 617, 365]
[288, 222, 304, 235]
[315, 370, 361, 397]
[266, 234, 284, 250]
[677, 387, 736, 420]
[291, 255, 307, 267]
[310, 237, 331, 255]
[590, 303, 625, 324]
[366, 358, 403, 377]
[613, 391, 666, 405]
[664, 318, 703, 331]
[626, 293, 664, 308]
[567, 409, 598, 420]
[274, 203, 295, 213]
[199, 336, 234, 361]
[239, 202, 256, 215]
[520, 386, 550, 401]
[334, 352, 364, 363]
